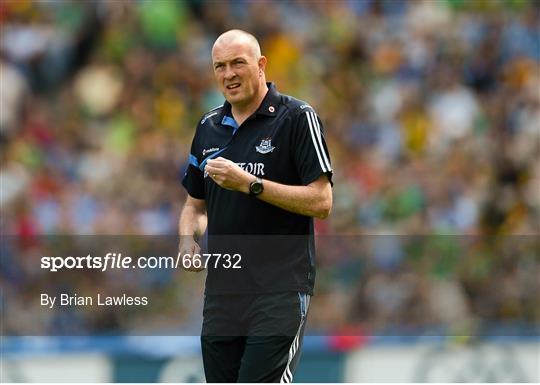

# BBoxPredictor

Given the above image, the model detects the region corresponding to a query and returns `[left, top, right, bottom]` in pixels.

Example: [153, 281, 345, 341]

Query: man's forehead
[212, 41, 255, 62]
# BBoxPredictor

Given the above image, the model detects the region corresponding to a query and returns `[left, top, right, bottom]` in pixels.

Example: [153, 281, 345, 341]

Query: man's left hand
[205, 157, 251, 193]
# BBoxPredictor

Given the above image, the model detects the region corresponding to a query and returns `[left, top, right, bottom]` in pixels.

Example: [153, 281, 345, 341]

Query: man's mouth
[226, 83, 241, 90]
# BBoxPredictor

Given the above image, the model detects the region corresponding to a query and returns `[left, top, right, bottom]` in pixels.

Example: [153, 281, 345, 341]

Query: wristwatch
[249, 177, 264, 196]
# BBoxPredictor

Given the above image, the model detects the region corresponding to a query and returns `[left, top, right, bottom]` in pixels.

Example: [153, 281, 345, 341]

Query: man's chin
[225, 94, 245, 105]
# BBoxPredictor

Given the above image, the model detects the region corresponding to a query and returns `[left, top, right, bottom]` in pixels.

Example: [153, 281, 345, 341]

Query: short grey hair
[212, 29, 262, 59]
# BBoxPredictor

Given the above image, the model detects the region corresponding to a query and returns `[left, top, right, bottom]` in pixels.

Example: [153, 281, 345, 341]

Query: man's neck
[231, 83, 268, 125]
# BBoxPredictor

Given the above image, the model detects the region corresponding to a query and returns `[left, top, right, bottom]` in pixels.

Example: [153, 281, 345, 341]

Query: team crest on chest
[255, 137, 275, 154]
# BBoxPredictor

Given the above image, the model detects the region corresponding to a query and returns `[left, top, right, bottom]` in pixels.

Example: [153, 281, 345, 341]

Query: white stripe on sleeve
[305, 111, 328, 173]
[309, 111, 332, 171]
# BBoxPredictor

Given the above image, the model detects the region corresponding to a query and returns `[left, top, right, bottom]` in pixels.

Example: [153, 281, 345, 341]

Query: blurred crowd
[1, 0, 538, 336]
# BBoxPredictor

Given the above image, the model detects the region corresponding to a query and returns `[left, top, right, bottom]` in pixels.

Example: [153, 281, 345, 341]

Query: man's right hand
[179, 237, 205, 272]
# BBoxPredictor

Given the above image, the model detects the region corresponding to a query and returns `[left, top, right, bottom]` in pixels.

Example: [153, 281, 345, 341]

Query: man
[179, 29, 332, 383]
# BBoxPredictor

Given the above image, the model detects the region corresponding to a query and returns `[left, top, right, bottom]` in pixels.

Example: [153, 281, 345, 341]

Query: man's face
[212, 41, 262, 107]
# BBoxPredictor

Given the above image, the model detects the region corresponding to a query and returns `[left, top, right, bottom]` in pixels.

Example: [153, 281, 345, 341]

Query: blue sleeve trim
[189, 154, 199, 168]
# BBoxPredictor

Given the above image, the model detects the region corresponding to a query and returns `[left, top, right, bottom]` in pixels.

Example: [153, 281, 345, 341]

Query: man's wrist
[239, 173, 253, 194]
[179, 233, 198, 242]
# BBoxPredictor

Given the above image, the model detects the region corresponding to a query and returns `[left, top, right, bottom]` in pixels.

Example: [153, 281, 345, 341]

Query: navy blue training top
[182, 83, 332, 295]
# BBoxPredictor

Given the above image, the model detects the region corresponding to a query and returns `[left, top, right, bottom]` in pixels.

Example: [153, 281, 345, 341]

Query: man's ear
[258, 56, 267, 72]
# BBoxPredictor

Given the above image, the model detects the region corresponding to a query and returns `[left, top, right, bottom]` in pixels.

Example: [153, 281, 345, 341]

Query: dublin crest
[255, 138, 275, 154]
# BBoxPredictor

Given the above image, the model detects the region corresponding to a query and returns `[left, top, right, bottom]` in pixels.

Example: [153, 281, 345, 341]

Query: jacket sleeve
[181, 130, 205, 199]
[291, 107, 333, 186]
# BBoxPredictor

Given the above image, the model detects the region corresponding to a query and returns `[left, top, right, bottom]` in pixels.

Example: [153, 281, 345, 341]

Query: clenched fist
[178, 237, 204, 272]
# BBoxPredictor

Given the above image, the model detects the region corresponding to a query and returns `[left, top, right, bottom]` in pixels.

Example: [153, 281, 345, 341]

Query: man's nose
[224, 66, 236, 80]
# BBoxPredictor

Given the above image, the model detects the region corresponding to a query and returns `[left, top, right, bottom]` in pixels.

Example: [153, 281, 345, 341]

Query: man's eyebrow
[213, 57, 247, 66]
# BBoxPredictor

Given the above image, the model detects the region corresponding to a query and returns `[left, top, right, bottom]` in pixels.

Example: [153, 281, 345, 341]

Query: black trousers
[201, 291, 310, 383]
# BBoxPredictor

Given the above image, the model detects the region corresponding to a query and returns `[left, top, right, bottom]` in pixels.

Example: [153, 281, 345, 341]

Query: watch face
[250, 180, 263, 195]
